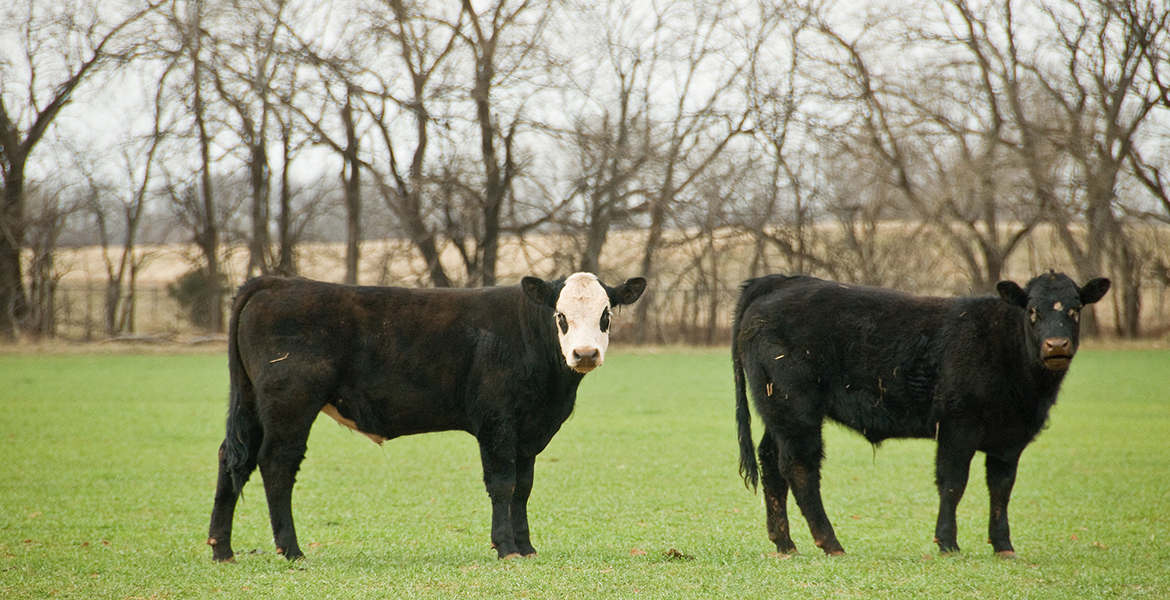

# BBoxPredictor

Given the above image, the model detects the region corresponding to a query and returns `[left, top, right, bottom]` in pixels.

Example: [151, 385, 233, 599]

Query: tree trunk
[247, 140, 270, 278]
[634, 182, 672, 344]
[342, 90, 361, 286]
[276, 120, 295, 276]
[0, 176, 28, 340]
[191, 1, 223, 333]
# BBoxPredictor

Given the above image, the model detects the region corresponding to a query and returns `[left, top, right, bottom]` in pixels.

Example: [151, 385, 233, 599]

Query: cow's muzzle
[1041, 337, 1073, 371]
[570, 347, 601, 373]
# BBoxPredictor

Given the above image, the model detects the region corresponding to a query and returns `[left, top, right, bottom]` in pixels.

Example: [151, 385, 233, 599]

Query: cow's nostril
[573, 348, 599, 362]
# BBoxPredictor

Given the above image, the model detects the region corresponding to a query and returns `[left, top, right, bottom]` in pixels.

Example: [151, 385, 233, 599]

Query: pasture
[0, 347, 1166, 598]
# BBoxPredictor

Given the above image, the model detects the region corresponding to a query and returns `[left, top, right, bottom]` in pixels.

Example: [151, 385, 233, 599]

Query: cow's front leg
[933, 424, 978, 555]
[510, 455, 537, 557]
[478, 424, 521, 559]
[985, 451, 1021, 557]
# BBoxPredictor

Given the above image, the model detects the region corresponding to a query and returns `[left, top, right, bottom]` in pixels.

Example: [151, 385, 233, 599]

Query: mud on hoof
[208, 538, 236, 563]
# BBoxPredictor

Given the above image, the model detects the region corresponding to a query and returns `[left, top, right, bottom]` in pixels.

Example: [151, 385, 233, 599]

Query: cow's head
[997, 272, 1110, 371]
[522, 273, 647, 373]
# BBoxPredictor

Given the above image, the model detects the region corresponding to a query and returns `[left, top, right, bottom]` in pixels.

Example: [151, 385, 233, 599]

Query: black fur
[733, 272, 1109, 556]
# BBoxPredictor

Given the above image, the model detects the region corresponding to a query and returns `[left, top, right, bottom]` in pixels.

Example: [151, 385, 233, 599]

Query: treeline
[2, 0, 1169, 341]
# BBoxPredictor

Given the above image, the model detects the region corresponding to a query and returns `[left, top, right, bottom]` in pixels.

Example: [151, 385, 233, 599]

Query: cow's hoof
[208, 538, 235, 562]
[935, 540, 961, 556]
[996, 550, 1018, 559]
[501, 552, 523, 560]
[818, 544, 845, 557]
[773, 542, 798, 555]
[277, 548, 305, 561]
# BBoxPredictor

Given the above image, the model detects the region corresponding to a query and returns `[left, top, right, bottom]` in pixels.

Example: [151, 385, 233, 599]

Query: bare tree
[453, 0, 553, 286]
[206, 0, 297, 278]
[24, 182, 86, 338]
[1010, 0, 1167, 336]
[627, 0, 771, 341]
[188, 0, 225, 330]
[361, 0, 462, 287]
[0, 0, 157, 340]
[806, 1, 1040, 294]
[740, 1, 825, 277]
[279, 9, 371, 285]
[1120, 0, 1170, 222]
[82, 128, 164, 336]
[552, 0, 654, 275]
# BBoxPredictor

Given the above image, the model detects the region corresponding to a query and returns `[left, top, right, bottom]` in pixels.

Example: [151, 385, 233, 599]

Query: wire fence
[52, 282, 187, 342]
[45, 277, 1170, 346]
[45, 279, 743, 345]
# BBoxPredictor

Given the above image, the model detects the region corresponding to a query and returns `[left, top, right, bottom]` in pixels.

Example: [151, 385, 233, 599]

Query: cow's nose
[573, 348, 600, 363]
[1044, 337, 1071, 356]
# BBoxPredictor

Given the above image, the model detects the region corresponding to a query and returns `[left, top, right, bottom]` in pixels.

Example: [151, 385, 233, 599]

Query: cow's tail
[733, 275, 790, 492]
[221, 278, 269, 494]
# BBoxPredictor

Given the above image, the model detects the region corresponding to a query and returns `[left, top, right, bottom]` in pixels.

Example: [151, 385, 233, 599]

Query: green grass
[0, 348, 1167, 598]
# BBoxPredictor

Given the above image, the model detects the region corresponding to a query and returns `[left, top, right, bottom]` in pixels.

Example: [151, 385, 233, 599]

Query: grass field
[0, 348, 1167, 598]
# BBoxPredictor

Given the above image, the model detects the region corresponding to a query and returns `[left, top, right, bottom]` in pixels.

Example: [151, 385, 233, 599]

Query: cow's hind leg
[758, 428, 798, 555]
[208, 432, 260, 562]
[478, 424, 521, 558]
[986, 451, 1021, 557]
[257, 410, 317, 561]
[510, 455, 537, 557]
[777, 429, 845, 556]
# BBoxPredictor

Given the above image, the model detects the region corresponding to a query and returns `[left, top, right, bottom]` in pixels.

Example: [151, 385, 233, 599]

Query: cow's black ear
[1079, 278, 1111, 305]
[608, 277, 647, 306]
[522, 276, 554, 307]
[996, 280, 1028, 308]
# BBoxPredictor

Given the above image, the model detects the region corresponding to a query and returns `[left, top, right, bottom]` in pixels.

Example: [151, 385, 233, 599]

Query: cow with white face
[209, 272, 646, 563]
[522, 272, 646, 373]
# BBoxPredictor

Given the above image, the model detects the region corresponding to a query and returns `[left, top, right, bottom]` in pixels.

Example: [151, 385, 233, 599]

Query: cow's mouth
[1041, 337, 1074, 371]
[571, 364, 597, 374]
[1042, 354, 1072, 371]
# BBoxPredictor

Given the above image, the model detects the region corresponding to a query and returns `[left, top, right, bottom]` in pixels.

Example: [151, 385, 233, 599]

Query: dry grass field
[40, 223, 1170, 343]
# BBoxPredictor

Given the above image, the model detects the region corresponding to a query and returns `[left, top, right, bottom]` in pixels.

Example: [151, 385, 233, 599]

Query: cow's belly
[320, 382, 472, 442]
[321, 403, 388, 444]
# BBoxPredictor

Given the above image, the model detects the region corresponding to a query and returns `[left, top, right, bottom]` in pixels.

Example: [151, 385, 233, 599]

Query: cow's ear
[1079, 278, 1111, 305]
[522, 276, 555, 307]
[996, 280, 1028, 308]
[608, 277, 647, 307]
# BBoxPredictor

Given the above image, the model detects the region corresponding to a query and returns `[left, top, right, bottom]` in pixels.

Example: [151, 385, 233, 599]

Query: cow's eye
[556, 313, 568, 334]
[1028, 307, 1038, 323]
[1069, 308, 1080, 322]
[599, 308, 611, 333]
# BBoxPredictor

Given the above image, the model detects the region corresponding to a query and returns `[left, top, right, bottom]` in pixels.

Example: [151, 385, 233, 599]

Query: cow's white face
[522, 272, 647, 374]
[554, 273, 614, 373]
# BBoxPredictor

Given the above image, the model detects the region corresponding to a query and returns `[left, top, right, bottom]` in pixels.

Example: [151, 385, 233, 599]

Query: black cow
[733, 272, 1110, 557]
[207, 273, 646, 562]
